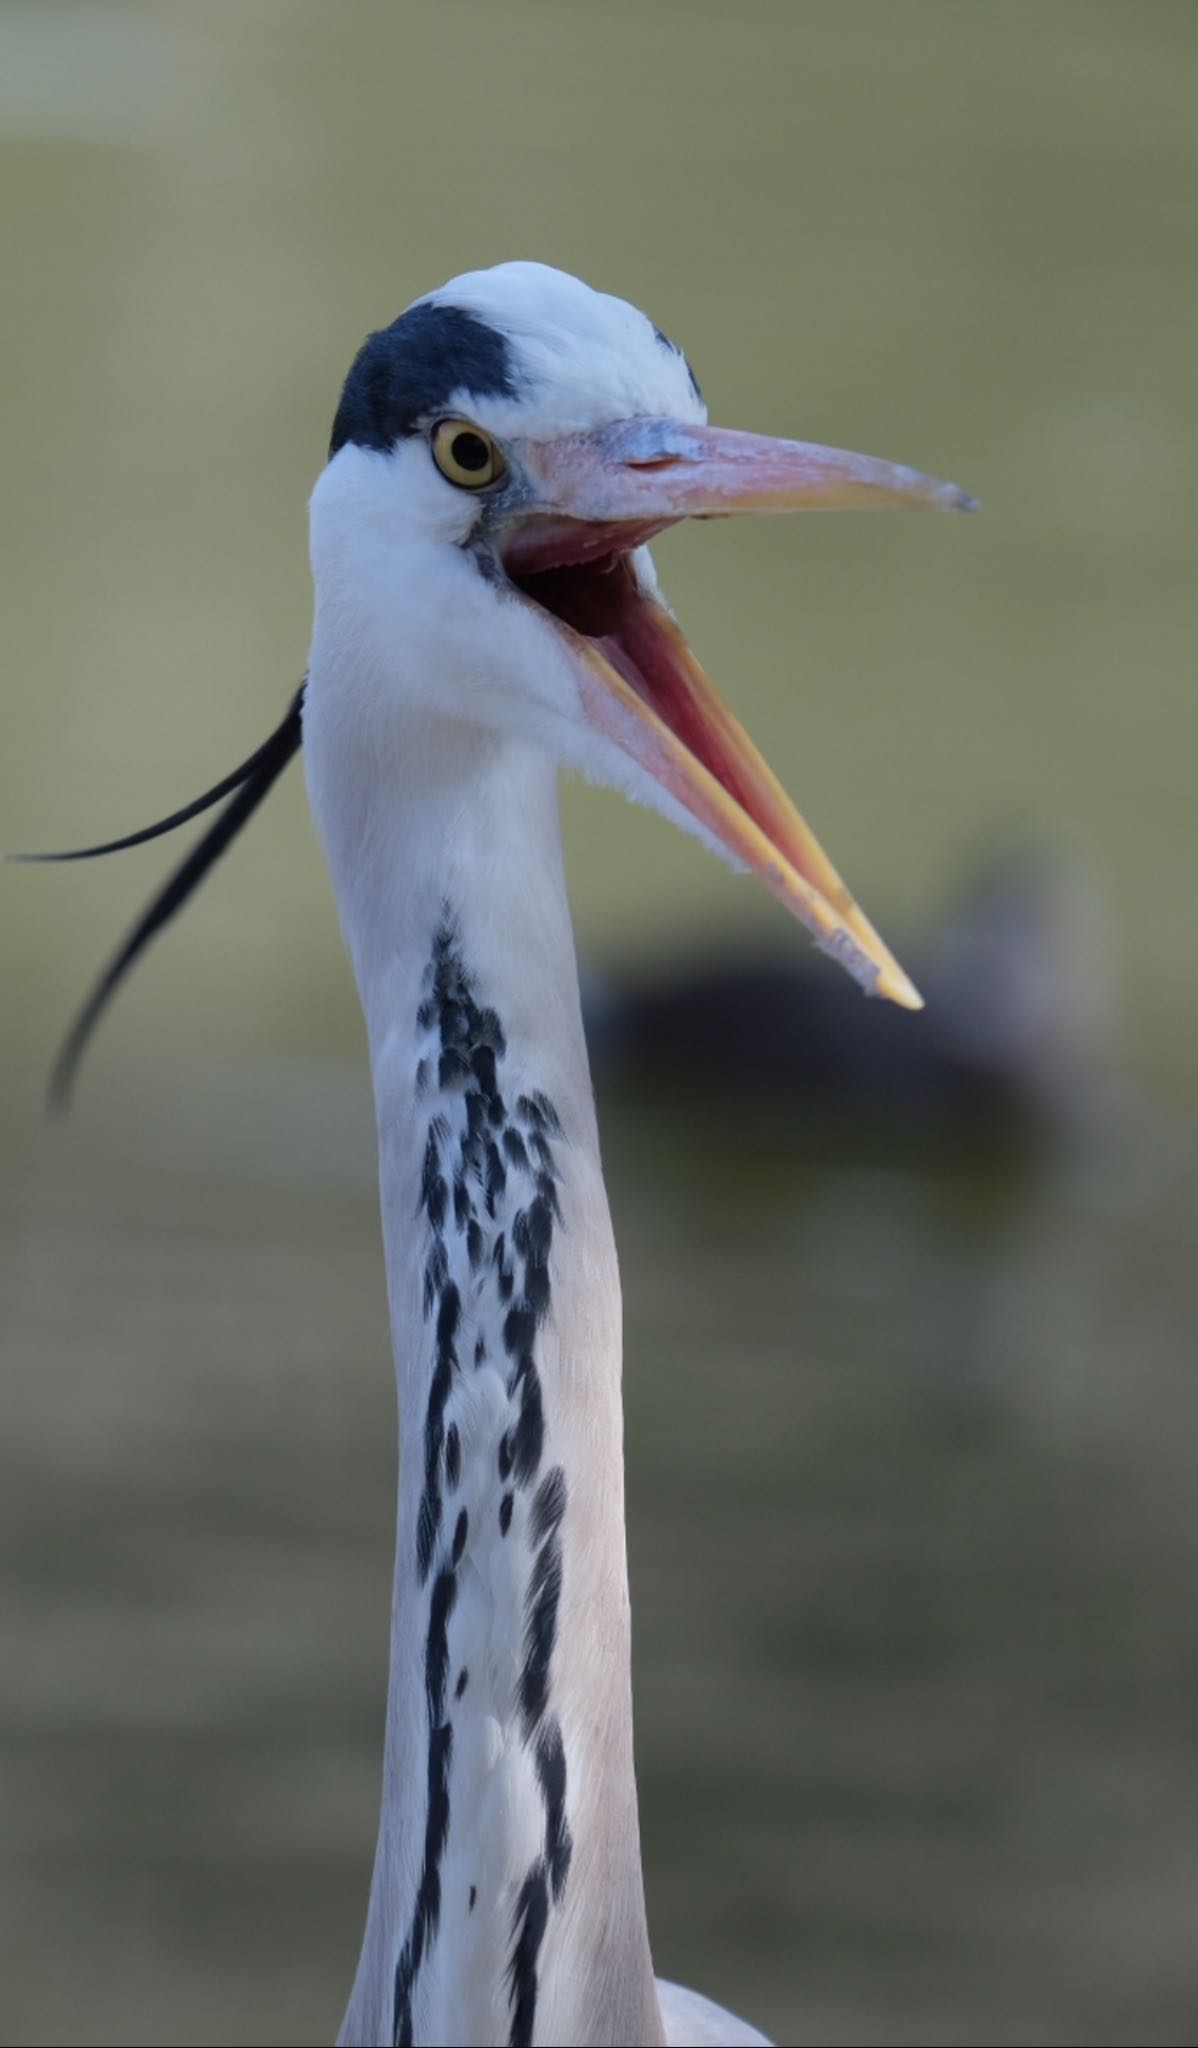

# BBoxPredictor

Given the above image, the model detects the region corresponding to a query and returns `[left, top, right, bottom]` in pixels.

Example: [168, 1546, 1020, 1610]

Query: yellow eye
[430, 418, 507, 489]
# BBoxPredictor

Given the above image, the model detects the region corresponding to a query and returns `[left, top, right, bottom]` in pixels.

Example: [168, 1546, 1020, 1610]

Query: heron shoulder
[657, 1976, 773, 2047]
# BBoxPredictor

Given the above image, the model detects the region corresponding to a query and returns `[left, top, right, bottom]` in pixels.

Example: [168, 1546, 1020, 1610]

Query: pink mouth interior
[504, 535, 757, 817]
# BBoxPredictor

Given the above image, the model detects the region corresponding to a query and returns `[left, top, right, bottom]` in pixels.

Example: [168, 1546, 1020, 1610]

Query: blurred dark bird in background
[591, 844, 1113, 1143]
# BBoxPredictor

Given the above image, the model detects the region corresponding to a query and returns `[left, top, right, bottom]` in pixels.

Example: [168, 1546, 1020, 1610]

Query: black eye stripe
[329, 303, 516, 458]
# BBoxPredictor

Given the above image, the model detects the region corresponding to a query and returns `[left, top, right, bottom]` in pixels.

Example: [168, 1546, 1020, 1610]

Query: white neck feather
[304, 653, 664, 2048]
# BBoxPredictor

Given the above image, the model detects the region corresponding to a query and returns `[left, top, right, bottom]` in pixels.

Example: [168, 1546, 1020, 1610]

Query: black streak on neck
[395, 917, 572, 2048]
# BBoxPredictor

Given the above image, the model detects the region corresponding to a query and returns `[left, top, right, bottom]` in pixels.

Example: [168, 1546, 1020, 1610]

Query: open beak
[499, 418, 975, 1009]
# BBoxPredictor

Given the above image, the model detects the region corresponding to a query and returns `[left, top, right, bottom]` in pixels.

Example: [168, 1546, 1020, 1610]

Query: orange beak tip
[814, 929, 924, 1012]
[877, 967, 926, 1012]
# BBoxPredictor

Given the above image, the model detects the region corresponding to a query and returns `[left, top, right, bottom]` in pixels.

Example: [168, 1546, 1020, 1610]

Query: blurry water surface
[2, 4, 1198, 2044]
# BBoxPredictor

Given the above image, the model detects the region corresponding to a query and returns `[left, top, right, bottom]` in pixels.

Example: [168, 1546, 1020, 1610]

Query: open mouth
[500, 520, 923, 1011]
[508, 544, 748, 805]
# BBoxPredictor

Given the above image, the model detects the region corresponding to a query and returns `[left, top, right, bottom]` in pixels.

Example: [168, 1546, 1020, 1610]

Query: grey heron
[32, 260, 973, 2046]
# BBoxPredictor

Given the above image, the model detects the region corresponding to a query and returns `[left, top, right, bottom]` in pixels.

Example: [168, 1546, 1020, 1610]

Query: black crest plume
[15, 684, 306, 1110]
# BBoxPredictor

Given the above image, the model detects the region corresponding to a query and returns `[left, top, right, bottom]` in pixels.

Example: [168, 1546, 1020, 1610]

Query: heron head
[312, 261, 973, 1008]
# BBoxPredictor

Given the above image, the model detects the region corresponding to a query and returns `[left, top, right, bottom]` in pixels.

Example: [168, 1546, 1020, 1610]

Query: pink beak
[503, 417, 975, 574]
[496, 417, 975, 1009]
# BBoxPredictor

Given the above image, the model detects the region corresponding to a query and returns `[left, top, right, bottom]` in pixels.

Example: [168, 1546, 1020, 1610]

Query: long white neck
[304, 653, 664, 2048]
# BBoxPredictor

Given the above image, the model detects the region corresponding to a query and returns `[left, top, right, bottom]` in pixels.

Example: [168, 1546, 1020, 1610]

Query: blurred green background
[3, 3, 1198, 2043]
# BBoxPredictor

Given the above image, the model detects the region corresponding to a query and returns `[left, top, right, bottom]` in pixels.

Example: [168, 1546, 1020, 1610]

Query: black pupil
[452, 431, 490, 473]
